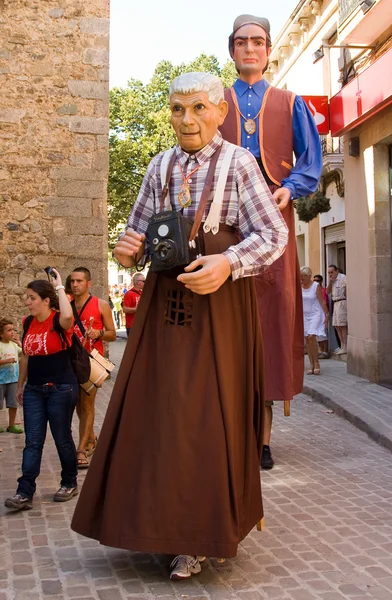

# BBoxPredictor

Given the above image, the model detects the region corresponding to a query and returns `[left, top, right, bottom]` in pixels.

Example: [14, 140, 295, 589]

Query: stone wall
[0, 0, 110, 326]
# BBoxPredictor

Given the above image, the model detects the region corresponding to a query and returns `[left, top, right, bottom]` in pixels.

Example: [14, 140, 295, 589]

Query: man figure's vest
[219, 86, 295, 186]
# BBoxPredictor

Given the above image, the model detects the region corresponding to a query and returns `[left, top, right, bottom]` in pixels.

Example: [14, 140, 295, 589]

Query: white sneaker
[169, 555, 203, 580]
[335, 348, 346, 355]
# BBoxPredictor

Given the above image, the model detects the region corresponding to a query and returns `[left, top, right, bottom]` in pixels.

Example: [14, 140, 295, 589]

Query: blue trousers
[17, 383, 78, 499]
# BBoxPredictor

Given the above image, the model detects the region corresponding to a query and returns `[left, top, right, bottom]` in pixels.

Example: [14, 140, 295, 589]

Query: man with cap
[220, 14, 322, 469]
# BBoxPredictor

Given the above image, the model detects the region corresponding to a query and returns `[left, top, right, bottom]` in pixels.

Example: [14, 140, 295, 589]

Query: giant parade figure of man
[219, 14, 323, 469]
[72, 72, 288, 580]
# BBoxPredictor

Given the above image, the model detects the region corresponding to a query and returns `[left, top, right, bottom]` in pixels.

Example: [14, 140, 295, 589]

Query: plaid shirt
[124, 132, 288, 281]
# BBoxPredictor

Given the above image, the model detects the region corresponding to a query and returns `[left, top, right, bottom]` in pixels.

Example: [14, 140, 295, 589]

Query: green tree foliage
[295, 191, 331, 223]
[108, 55, 237, 248]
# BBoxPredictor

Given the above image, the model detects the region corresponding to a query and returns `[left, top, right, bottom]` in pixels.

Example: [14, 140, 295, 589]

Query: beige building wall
[0, 0, 110, 326]
[345, 109, 392, 385]
[308, 216, 321, 276]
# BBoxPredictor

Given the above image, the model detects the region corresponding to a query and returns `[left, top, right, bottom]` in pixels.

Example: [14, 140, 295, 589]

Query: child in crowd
[0, 318, 23, 433]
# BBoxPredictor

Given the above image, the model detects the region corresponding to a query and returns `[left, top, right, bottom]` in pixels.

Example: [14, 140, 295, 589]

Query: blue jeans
[17, 383, 78, 499]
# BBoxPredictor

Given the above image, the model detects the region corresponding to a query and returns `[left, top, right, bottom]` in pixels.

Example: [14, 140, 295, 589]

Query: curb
[302, 384, 392, 454]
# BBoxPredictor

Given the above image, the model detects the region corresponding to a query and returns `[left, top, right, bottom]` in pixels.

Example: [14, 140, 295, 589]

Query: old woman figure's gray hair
[169, 72, 224, 106]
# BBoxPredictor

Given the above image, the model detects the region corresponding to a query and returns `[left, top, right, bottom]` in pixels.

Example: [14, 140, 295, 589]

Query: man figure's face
[170, 92, 228, 153]
[328, 267, 338, 281]
[70, 271, 91, 297]
[232, 24, 271, 76]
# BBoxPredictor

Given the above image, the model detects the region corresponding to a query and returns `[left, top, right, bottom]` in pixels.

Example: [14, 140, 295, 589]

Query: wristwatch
[99, 329, 104, 339]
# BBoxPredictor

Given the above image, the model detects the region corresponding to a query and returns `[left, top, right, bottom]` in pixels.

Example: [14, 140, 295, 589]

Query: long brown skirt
[255, 196, 304, 402]
[71, 227, 264, 558]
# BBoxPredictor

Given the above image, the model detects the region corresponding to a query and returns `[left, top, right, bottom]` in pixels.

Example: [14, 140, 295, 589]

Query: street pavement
[303, 358, 392, 453]
[1, 336, 392, 600]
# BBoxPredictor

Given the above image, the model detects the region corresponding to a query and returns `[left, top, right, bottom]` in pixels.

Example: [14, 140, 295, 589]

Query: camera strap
[71, 296, 93, 338]
[203, 143, 236, 236]
[160, 150, 177, 211]
[159, 143, 223, 242]
[189, 145, 222, 242]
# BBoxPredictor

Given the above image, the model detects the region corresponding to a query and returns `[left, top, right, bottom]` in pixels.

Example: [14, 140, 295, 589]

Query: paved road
[1, 338, 392, 600]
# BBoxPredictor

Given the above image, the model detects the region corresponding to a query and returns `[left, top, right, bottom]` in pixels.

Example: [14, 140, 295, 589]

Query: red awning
[330, 47, 392, 137]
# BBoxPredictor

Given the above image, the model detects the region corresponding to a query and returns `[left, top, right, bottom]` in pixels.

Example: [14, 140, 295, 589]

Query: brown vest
[219, 85, 295, 186]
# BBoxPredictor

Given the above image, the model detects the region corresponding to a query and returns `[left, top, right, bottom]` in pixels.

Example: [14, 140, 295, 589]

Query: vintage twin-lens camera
[146, 210, 201, 272]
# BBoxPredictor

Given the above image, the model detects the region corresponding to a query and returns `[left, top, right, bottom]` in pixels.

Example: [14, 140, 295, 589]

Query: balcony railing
[320, 135, 344, 156]
[339, 0, 361, 25]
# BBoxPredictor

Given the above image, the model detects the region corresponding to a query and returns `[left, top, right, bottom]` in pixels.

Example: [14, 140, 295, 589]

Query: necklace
[177, 161, 201, 208]
[230, 87, 262, 135]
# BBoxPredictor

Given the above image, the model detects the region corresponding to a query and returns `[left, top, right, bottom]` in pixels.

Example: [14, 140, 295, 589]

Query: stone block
[97, 67, 109, 82]
[4, 273, 18, 289]
[5, 294, 23, 310]
[57, 104, 78, 115]
[11, 254, 29, 269]
[25, 200, 39, 208]
[13, 207, 30, 222]
[56, 179, 105, 198]
[28, 62, 54, 77]
[93, 151, 109, 173]
[32, 255, 67, 269]
[47, 152, 65, 163]
[97, 135, 109, 149]
[6, 223, 19, 231]
[69, 117, 109, 134]
[92, 197, 106, 217]
[48, 8, 64, 18]
[79, 18, 110, 35]
[49, 235, 104, 257]
[67, 217, 105, 235]
[83, 48, 109, 67]
[52, 218, 67, 236]
[18, 242, 38, 253]
[0, 109, 26, 123]
[69, 154, 91, 167]
[7, 35, 27, 45]
[47, 197, 92, 217]
[94, 100, 109, 117]
[50, 167, 103, 181]
[68, 80, 106, 100]
[19, 270, 36, 288]
[75, 136, 95, 151]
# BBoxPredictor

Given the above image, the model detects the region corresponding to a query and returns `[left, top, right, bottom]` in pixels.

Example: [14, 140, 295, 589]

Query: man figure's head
[132, 273, 145, 292]
[169, 72, 228, 153]
[229, 14, 272, 77]
[70, 267, 92, 298]
[327, 264, 339, 282]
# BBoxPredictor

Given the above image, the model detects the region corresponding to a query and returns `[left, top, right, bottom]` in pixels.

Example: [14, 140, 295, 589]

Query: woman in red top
[4, 271, 79, 512]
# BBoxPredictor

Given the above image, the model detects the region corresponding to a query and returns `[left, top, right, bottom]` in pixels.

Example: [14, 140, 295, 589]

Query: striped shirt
[124, 132, 288, 281]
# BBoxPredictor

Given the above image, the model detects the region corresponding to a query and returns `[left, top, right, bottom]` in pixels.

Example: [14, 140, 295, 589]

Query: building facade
[0, 0, 110, 325]
[268, 0, 392, 385]
[330, 0, 392, 385]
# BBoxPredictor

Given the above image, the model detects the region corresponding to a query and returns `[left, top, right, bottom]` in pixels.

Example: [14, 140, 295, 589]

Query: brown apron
[255, 185, 304, 402]
[71, 226, 265, 558]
